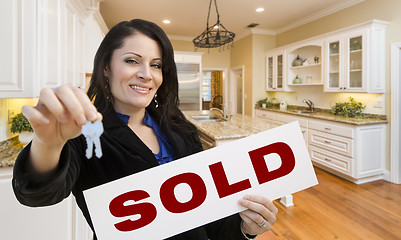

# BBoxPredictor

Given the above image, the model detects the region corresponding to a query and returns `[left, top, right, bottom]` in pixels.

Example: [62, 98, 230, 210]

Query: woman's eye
[125, 59, 138, 64]
[151, 63, 162, 69]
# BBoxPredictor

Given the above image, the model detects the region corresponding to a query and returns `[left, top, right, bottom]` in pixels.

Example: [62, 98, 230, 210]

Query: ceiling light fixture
[193, 0, 235, 51]
[163, 19, 171, 24]
[256, 8, 264, 12]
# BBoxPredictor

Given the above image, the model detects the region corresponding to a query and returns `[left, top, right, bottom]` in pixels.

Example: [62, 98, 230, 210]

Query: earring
[105, 76, 110, 100]
[154, 93, 159, 108]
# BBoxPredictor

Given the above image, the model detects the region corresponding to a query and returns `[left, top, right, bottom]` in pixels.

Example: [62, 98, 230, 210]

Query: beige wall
[230, 35, 253, 115]
[252, 34, 276, 114]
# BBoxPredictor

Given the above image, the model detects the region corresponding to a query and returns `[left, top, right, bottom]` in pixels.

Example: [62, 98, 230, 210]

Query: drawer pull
[324, 127, 332, 130]
[324, 140, 331, 144]
[302, 130, 306, 133]
[324, 158, 332, 162]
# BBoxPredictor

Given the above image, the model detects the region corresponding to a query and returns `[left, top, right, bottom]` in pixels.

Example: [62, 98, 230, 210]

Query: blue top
[116, 111, 175, 165]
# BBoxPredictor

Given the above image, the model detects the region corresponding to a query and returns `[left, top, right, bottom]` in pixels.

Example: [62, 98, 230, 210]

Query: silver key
[82, 120, 104, 159]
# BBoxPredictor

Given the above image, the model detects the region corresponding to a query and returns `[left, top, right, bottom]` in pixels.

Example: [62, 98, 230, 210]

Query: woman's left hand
[238, 195, 278, 236]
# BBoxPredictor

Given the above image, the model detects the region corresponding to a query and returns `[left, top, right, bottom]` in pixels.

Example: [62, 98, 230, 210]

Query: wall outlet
[373, 99, 383, 108]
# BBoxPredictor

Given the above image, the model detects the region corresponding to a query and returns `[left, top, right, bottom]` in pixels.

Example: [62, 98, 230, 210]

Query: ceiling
[99, 0, 364, 40]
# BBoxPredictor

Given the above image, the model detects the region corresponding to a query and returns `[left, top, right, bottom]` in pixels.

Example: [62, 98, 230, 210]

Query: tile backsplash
[269, 87, 386, 115]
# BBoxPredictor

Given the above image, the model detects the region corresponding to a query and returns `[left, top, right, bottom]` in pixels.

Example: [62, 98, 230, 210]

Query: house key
[82, 120, 104, 159]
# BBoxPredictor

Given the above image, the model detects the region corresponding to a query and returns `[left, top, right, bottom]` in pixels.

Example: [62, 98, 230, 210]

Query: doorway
[391, 42, 401, 184]
[201, 69, 227, 110]
[229, 66, 245, 114]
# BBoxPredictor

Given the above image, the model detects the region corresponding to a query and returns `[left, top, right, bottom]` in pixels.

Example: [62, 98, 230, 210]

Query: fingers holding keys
[238, 195, 278, 236]
[23, 85, 102, 146]
[37, 86, 101, 125]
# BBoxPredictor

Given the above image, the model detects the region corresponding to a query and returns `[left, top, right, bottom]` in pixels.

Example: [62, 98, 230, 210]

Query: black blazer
[12, 109, 246, 240]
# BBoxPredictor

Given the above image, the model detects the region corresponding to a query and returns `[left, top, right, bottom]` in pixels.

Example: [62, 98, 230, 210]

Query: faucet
[303, 99, 314, 112]
[210, 107, 226, 119]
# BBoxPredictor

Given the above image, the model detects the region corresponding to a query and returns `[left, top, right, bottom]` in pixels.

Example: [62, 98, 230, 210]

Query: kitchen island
[183, 110, 282, 148]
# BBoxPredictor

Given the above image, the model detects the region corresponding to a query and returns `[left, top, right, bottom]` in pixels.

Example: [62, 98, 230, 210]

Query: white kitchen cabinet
[1, 0, 37, 98]
[174, 51, 203, 64]
[265, 50, 286, 91]
[255, 109, 308, 144]
[255, 109, 386, 184]
[308, 119, 385, 183]
[1, 0, 105, 98]
[0, 167, 92, 240]
[324, 20, 388, 93]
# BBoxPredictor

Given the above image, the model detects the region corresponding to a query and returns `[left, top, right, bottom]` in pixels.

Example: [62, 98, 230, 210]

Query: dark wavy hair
[87, 19, 199, 140]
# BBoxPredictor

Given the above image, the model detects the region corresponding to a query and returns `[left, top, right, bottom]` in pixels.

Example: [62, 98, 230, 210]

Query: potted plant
[331, 97, 365, 118]
[257, 98, 269, 108]
[10, 112, 34, 145]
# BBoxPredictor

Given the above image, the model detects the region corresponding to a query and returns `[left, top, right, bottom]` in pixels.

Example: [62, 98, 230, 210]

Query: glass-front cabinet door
[266, 52, 285, 91]
[266, 56, 274, 90]
[276, 54, 283, 89]
[325, 29, 367, 92]
[344, 30, 367, 92]
[326, 39, 342, 91]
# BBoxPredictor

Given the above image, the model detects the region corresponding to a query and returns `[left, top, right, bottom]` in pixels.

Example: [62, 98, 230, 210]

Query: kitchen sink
[191, 115, 226, 123]
[289, 110, 314, 114]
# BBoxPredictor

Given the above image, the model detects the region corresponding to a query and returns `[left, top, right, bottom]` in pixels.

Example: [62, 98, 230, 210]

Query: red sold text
[109, 142, 295, 232]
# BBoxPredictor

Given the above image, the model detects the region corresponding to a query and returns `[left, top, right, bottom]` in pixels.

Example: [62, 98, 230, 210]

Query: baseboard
[383, 170, 391, 182]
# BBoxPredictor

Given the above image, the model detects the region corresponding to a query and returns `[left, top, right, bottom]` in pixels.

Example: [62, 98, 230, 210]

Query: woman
[12, 19, 277, 239]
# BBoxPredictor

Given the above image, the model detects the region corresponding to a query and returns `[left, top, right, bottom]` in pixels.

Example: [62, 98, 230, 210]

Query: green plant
[331, 97, 365, 118]
[257, 98, 270, 106]
[9, 113, 33, 133]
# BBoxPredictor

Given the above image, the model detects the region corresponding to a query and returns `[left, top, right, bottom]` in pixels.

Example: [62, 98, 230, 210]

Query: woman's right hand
[21, 85, 102, 172]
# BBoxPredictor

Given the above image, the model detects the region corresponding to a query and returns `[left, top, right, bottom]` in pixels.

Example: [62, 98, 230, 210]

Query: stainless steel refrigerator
[176, 62, 201, 111]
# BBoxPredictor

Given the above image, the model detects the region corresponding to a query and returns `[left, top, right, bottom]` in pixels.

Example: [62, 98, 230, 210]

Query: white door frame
[203, 68, 228, 107]
[391, 42, 401, 184]
[229, 66, 245, 114]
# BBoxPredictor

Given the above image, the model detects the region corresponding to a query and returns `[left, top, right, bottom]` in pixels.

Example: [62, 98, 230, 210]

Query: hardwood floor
[258, 167, 401, 240]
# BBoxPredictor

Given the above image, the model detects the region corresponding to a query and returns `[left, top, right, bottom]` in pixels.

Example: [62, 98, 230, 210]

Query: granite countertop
[255, 106, 388, 125]
[184, 110, 281, 141]
[0, 136, 24, 168]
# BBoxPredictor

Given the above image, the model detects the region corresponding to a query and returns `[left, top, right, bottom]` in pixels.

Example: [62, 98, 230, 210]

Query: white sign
[84, 121, 318, 239]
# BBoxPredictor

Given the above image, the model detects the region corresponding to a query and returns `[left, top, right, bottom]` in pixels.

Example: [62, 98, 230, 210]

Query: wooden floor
[257, 167, 401, 240]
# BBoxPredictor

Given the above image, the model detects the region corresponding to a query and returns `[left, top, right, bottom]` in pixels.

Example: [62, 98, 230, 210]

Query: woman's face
[105, 32, 163, 114]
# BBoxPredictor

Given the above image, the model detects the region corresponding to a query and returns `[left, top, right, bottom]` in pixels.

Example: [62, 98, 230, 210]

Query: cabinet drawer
[275, 113, 308, 128]
[255, 110, 275, 121]
[309, 129, 353, 158]
[308, 120, 354, 138]
[309, 145, 352, 176]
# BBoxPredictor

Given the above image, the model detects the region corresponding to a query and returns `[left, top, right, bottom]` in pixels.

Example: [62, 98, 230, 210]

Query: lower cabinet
[0, 167, 92, 240]
[255, 109, 386, 183]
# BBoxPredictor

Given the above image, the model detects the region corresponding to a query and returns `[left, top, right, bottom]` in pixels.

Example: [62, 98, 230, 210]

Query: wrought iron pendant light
[193, 0, 235, 51]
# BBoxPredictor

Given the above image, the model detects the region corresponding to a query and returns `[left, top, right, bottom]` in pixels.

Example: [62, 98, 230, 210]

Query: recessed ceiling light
[163, 19, 171, 24]
[256, 8, 264, 12]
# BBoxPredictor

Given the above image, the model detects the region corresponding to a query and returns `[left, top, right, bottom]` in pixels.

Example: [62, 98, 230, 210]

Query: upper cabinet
[1, 0, 106, 98]
[266, 49, 286, 91]
[1, 0, 37, 98]
[324, 21, 387, 93]
[265, 20, 388, 93]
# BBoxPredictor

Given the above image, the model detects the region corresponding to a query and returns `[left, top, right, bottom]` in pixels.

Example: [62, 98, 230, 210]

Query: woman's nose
[137, 64, 152, 81]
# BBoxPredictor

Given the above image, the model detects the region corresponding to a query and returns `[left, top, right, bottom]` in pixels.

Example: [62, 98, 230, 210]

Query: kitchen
[1, 0, 401, 239]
